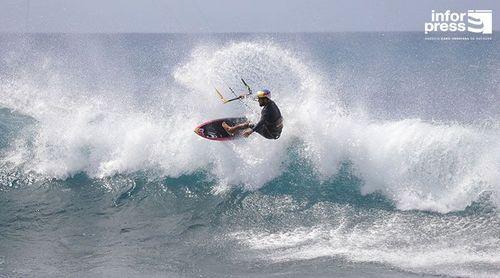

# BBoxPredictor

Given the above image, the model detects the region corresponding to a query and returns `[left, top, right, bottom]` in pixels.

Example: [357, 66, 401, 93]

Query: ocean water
[0, 33, 499, 277]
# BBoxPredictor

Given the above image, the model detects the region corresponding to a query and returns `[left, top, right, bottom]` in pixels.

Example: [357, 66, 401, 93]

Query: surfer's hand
[243, 129, 253, 137]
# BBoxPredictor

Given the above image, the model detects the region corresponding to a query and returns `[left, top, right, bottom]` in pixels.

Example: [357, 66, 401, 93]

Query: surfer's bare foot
[222, 122, 235, 135]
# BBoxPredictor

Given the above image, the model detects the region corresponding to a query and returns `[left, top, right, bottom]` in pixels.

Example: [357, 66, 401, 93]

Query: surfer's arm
[243, 128, 253, 137]
[234, 121, 251, 129]
[252, 119, 264, 133]
[252, 110, 267, 133]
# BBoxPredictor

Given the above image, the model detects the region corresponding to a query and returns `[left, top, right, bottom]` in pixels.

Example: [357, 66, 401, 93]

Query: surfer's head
[256, 89, 271, 106]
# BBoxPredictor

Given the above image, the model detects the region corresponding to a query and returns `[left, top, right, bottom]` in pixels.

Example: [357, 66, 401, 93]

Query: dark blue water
[0, 33, 499, 277]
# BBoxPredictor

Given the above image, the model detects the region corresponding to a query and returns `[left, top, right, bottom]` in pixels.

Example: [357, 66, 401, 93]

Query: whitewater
[0, 33, 499, 277]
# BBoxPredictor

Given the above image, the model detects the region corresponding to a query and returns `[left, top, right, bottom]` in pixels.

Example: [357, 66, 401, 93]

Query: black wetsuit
[251, 100, 283, 139]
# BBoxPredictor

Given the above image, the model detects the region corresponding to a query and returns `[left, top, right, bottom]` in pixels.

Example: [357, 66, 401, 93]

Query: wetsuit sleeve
[252, 108, 268, 133]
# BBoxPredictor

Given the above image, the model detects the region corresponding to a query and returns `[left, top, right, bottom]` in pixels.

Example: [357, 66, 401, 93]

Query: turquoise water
[0, 33, 499, 277]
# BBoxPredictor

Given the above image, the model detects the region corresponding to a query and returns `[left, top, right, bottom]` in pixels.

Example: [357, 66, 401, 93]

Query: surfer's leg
[234, 122, 251, 133]
[223, 121, 251, 134]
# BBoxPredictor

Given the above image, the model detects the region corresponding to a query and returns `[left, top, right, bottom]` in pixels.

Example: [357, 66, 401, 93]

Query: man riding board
[222, 89, 283, 139]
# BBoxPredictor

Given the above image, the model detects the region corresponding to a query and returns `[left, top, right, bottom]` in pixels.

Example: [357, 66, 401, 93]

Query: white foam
[232, 203, 500, 277]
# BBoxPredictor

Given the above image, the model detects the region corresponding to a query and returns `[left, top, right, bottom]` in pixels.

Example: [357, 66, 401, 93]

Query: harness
[263, 117, 284, 139]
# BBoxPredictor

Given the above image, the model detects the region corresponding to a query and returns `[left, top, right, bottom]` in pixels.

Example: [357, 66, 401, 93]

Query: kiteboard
[194, 117, 248, 141]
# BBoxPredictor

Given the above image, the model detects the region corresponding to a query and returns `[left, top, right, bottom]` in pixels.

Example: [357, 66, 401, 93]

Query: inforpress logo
[467, 10, 492, 34]
[425, 10, 493, 37]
